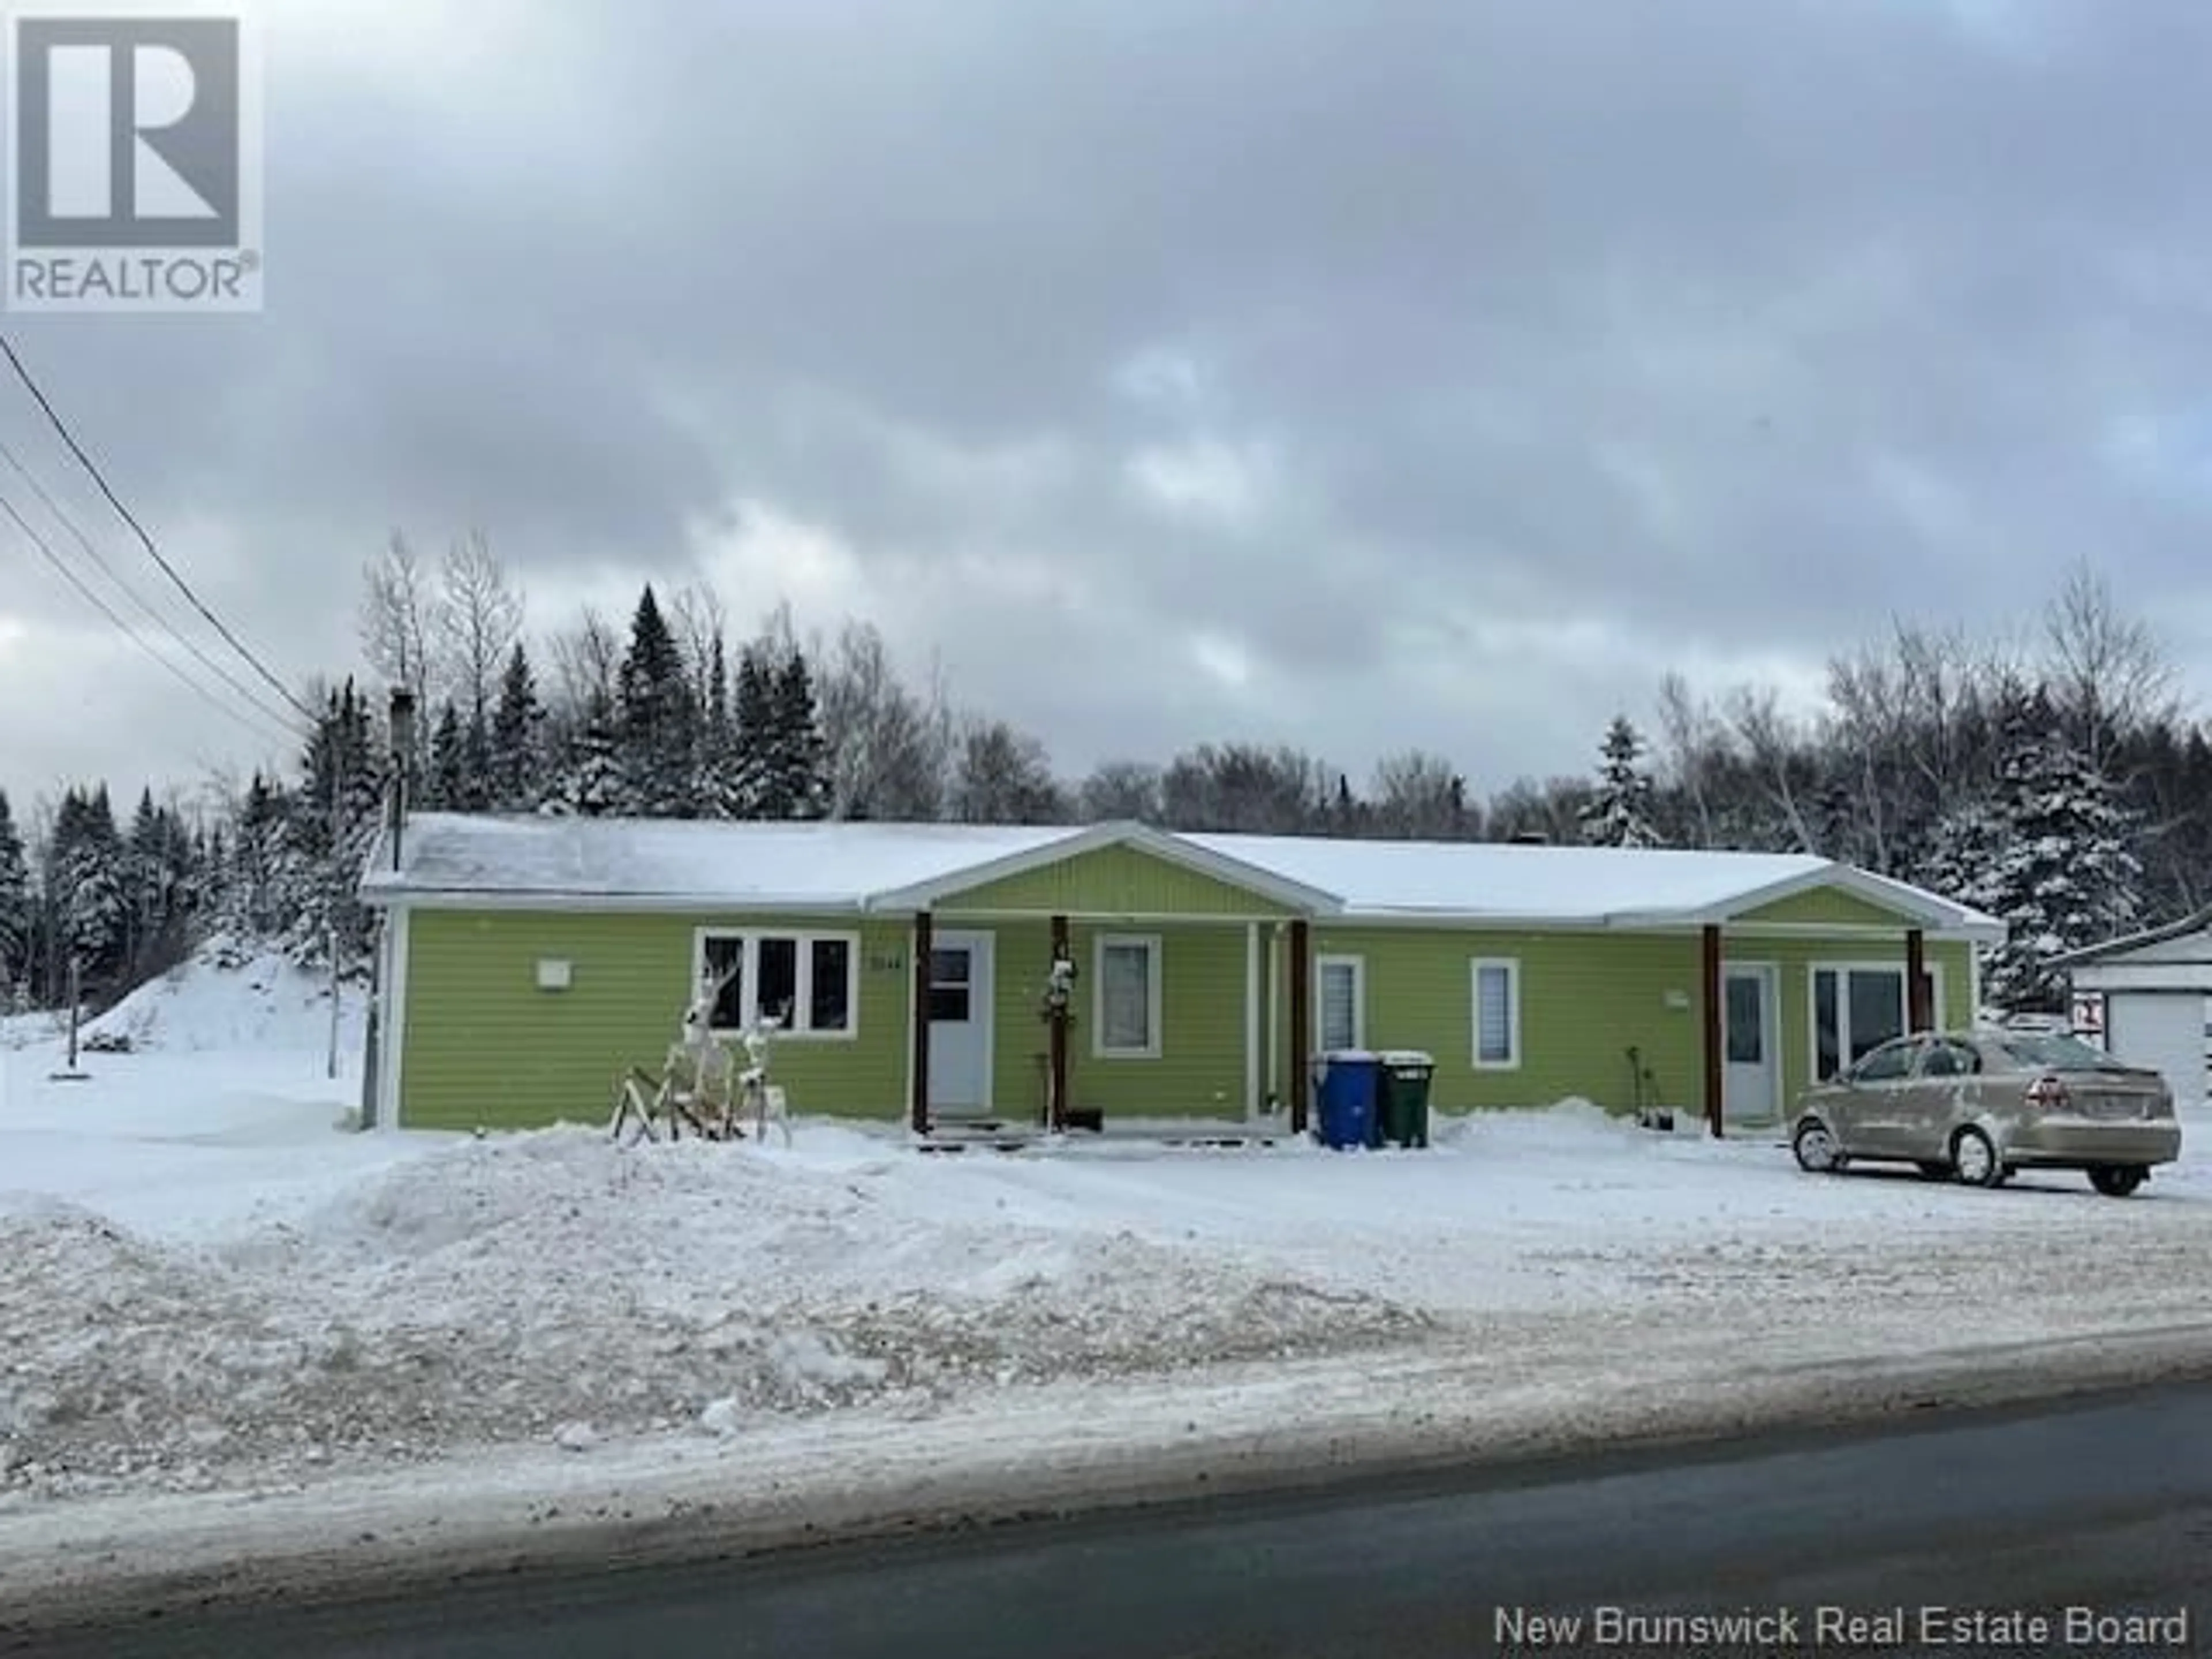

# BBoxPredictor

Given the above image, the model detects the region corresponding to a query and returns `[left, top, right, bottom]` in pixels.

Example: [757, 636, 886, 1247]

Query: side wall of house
[397, 908, 911, 1130]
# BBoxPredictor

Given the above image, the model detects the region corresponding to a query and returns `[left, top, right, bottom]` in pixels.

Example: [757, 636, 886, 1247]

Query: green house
[357, 812, 2003, 1137]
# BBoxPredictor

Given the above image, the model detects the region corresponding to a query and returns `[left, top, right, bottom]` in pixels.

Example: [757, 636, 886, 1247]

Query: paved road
[14, 1382, 2212, 1658]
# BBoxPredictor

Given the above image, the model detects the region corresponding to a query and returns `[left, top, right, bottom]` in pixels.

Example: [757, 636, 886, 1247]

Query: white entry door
[927, 931, 995, 1116]
[1722, 964, 1780, 1124]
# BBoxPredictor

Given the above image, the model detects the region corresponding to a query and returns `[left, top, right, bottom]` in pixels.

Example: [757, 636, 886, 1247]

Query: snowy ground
[5, 953, 2212, 1617]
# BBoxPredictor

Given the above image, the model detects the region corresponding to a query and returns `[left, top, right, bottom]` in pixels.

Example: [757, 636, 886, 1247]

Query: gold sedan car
[1790, 1029, 2181, 1196]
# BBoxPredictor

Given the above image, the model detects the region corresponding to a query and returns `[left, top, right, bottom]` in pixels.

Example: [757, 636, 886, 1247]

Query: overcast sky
[4, 0, 2211, 819]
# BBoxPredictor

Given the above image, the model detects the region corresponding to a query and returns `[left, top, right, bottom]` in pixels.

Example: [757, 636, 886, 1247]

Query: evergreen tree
[617, 585, 696, 815]
[282, 680, 386, 969]
[489, 642, 547, 810]
[1923, 692, 2141, 1013]
[460, 709, 494, 811]
[429, 699, 466, 811]
[730, 644, 777, 817]
[696, 632, 748, 819]
[1580, 715, 1662, 848]
[549, 686, 626, 816]
[761, 649, 828, 820]
[48, 785, 128, 995]
[0, 789, 29, 997]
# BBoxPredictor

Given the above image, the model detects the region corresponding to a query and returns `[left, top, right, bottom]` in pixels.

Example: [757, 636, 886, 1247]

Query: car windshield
[1994, 1033, 2131, 1073]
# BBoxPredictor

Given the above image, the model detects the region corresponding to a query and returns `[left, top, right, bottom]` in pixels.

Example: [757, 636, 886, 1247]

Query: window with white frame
[1315, 955, 1365, 1052]
[1471, 957, 1521, 1069]
[1811, 963, 1938, 1082]
[1094, 934, 1162, 1058]
[695, 929, 858, 1037]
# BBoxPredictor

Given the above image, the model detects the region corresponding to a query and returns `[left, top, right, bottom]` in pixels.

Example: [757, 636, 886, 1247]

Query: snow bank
[0, 1128, 1425, 1502]
[74, 941, 361, 1055]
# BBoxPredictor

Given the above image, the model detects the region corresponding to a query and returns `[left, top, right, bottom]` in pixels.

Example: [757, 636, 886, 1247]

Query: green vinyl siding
[979, 920, 1253, 1119]
[1733, 885, 1920, 929]
[398, 908, 911, 1131]
[1297, 925, 1977, 1118]
[1306, 926, 1704, 1113]
[937, 845, 1290, 917]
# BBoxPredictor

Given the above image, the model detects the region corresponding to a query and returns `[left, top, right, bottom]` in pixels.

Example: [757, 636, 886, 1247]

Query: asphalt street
[13, 1381, 2212, 1658]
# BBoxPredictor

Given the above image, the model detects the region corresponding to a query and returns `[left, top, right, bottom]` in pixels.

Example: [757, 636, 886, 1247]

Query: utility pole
[326, 698, 345, 1081]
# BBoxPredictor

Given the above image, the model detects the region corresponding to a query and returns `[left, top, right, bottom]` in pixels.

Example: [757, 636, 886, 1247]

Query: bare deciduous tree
[549, 605, 621, 718]
[1076, 761, 1164, 824]
[435, 530, 524, 730]
[949, 717, 1066, 824]
[813, 620, 953, 821]
[2042, 560, 2177, 772]
[1369, 749, 1475, 839]
[358, 532, 435, 718]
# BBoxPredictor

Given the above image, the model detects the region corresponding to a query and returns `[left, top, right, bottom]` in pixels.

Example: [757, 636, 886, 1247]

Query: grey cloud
[6, 0, 2212, 809]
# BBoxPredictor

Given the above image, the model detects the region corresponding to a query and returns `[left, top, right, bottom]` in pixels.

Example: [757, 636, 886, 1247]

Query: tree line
[0, 543, 2192, 1021]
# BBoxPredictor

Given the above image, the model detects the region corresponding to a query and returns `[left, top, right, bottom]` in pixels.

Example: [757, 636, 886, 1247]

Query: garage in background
[2058, 911, 2212, 1112]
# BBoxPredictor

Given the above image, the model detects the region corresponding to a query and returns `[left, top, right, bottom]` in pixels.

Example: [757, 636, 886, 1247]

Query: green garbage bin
[1376, 1050, 1435, 1147]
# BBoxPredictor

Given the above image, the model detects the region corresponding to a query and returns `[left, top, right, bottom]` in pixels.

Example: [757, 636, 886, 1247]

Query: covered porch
[867, 824, 1340, 1138]
[899, 910, 1330, 1138]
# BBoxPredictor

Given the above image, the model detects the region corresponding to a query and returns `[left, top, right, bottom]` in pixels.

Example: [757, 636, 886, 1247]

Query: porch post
[1287, 918, 1312, 1135]
[1244, 922, 1262, 1119]
[1702, 923, 1724, 1139]
[1048, 913, 1070, 1132]
[910, 910, 933, 1135]
[1906, 928, 1930, 1031]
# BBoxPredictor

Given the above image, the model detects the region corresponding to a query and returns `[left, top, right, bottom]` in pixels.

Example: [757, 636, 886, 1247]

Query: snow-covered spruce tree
[488, 642, 547, 811]
[427, 699, 467, 812]
[695, 632, 748, 820]
[729, 643, 777, 817]
[548, 685, 627, 816]
[1579, 714, 1662, 849]
[0, 788, 30, 997]
[46, 784, 130, 999]
[1922, 693, 2141, 1013]
[616, 585, 698, 816]
[760, 649, 829, 820]
[279, 680, 386, 971]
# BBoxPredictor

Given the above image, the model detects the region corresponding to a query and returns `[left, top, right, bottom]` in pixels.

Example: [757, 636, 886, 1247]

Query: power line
[0, 480, 304, 752]
[0, 332, 319, 725]
[0, 436, 310, 740]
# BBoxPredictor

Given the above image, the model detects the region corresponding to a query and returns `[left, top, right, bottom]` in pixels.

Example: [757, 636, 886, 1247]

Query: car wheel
[1793, 1118, 1845, 1174]
[1915, 1160, 1952, 1180]
[1950, 1126, 2003, 1188]
[2088, 1164, 2147, 1198]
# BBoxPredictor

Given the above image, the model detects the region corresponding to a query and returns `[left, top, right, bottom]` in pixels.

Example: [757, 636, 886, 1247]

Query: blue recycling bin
[1310, 1050, 1380, 1150]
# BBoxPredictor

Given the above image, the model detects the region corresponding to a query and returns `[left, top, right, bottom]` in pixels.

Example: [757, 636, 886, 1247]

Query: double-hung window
[695, 929, 857, 1037]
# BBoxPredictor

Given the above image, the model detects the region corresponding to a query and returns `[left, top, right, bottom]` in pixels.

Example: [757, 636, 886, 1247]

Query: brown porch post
[909, 910, 934, 1135]
[1287, 919, 1312, 1135]
[1702, 923, 1724, 1139]
[1048, 913, 1071, 1132]
[1906, 928, 1930, 1032]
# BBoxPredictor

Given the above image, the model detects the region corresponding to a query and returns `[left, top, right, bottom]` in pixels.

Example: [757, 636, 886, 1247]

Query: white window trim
[1808, 960, 1944, 1087]
[1314, 954, 1366, 1054]
[1093, 932, 1164, 1060]
[692, 927, 861, 1040]
[1470, 956, 1522, 1070]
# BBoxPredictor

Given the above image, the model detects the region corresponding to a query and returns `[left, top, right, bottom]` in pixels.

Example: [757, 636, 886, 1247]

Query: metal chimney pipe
[388, 687, 416, 870]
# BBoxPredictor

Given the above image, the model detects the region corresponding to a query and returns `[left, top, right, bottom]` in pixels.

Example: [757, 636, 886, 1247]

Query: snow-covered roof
[361, 812, 2003, 937]
[1183, 834, 1828, 922]
[361, 813, 1081, 910]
